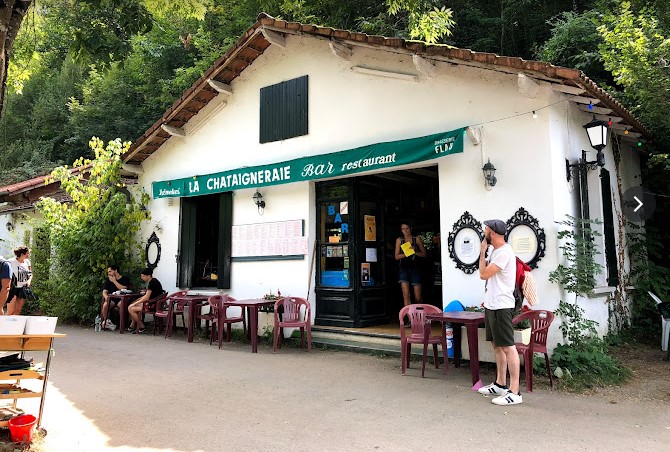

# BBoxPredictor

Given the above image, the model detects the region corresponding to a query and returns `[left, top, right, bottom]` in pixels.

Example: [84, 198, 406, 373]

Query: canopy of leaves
[536, 11, 611, 84]
[386, 0, 454, 43]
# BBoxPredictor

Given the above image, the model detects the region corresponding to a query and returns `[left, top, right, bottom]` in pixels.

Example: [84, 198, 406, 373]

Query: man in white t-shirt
[476, 219, 522, 405]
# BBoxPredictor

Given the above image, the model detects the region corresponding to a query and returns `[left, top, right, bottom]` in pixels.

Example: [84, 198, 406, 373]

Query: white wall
[136, 33, 643, 343]
[0, 211, 40, 258]
[140, 179, 314, 299]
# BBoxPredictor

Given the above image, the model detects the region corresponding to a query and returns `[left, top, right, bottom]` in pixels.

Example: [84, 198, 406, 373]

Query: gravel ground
[8, 325, 670, 451]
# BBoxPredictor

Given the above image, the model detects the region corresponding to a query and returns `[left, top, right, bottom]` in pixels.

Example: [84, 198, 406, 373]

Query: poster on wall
[364, 215, 376, 241]
[361, 263, 370, 283]
[365, 248, 377, 262]
[232, 219, 306, 258]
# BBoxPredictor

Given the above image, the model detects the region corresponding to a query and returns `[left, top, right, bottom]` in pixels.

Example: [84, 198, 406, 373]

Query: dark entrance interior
[377, 168, 442, 314]
[193, 194, 220, 287]
[178, 193, 233, 289]
[314, 166, 441, 328]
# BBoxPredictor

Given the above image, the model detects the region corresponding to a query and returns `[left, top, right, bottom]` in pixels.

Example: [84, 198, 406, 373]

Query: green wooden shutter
[260, 75, 308, 143]
[178, 198, 196, 288]
[217, 192, 233, 289]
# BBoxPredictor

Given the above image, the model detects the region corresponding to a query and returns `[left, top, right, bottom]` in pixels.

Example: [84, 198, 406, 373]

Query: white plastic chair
[648, 292, 670, 358]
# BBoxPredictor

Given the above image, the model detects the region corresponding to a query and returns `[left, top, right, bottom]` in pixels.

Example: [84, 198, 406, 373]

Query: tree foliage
[386, 0, 454, 43]
[536, 11, 610, 84]
[35, 138, 149, 322]
[598, 2, 670, 144]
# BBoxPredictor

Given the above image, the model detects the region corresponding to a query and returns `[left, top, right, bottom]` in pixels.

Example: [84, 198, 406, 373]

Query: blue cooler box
[443, 300, 465, 358]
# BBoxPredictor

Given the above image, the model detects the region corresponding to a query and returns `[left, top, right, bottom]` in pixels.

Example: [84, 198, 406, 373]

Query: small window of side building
[260, 75, 308, 143]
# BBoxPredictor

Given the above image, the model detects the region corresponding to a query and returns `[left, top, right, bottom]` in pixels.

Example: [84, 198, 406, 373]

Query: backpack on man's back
[513, 257, 539, 313]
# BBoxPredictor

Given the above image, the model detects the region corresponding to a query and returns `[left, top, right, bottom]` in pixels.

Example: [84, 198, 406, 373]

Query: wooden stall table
[107, 292, 142, 334]
[223, 299, 275, 353]
[0, 333, 66, 428]
[166, 294, 209, 342]
[424, 311, 486, 385]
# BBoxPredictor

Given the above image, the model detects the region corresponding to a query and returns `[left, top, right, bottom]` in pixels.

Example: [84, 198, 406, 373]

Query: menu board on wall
[232, 219, 308, 258]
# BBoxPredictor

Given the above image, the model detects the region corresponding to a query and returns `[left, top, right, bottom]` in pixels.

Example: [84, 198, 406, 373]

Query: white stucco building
[3, 14, 649, 349]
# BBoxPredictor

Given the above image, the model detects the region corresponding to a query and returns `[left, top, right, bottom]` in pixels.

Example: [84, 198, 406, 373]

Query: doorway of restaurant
[177, 192, 232, 289]
[314, 166, 441, 328]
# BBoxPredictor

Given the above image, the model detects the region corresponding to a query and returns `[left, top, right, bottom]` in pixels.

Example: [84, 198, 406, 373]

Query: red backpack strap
[515, 257, 527, 289]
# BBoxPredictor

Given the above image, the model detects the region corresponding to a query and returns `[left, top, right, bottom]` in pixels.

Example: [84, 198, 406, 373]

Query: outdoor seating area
[102, 292, 313, 354]
[394, 303, 558, 392]
[104, 291, 562, 393]
[105, 291, 568, 401]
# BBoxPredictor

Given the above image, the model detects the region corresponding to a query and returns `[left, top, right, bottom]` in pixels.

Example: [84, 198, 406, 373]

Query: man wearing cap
[477, 219, 522, 405]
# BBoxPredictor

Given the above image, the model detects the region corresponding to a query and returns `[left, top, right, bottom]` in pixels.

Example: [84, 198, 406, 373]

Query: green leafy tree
[536, 10, 610, 84]
[35, 138, 150, 322]
[598, 2, 670, 144]
[386, 0, 454, 43]
[597, 2, 670, 330]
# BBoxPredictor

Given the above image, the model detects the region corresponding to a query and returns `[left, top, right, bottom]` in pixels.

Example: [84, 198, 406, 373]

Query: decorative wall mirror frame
[448, 211, 484, 274]
[504, 207, 545, 269]
[146, 232, 162, 270]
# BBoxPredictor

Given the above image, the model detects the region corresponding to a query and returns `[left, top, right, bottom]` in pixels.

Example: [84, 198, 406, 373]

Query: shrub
[551, 339, 630, 390]
[549, 215, 630, 390]
[35, 138, 149, 322]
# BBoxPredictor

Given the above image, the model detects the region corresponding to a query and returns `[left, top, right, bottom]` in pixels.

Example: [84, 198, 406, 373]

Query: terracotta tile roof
[0, 173, 55, 196]
[0, 165, 137, 212]
[0, 192, 73, 214]
[123, 13, 651, 164]
[0, 165, 89, 196]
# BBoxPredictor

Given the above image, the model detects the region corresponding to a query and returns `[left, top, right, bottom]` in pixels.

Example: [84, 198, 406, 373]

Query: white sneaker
[104, 319, 116, 331]
[478, 382, 508, 396]
[492, 390, 523, 405]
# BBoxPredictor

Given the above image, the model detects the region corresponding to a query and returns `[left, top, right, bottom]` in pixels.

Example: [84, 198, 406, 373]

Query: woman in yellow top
[394, 223, 427, 310]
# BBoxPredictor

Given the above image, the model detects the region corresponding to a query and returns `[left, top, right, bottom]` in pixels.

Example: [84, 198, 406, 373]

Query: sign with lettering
[152, 128, 465, 199]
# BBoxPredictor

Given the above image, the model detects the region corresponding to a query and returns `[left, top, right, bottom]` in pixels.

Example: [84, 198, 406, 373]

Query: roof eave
[123, 14, 652, 164]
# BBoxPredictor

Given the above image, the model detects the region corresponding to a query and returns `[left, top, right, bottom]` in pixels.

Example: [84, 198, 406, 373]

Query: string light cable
[468, 92, 646, 149]
[468, 93, 580, 128]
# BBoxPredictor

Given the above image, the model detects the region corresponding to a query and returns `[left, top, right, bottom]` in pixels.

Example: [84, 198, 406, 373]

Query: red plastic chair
[512, 309, 555, 392]
[273, 297, 312, 352]
[154, 291, 187, 337]
[132, 291, 167, 329]
[399, 304, 448, 377]
[193, 293, 233, 338]
[208, 295, 246, 349]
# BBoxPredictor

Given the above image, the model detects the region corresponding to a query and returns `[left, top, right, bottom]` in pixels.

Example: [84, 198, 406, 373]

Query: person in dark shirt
[127, 268, 163, 334]
[0, 257, 12, 315]
[100, 264, 130, 328]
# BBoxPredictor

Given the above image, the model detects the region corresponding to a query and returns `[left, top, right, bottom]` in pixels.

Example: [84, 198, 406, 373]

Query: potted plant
[258, 290, 282, 333]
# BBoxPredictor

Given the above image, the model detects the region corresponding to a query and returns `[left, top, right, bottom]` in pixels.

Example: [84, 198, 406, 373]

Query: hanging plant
[418, 232, 435, 251]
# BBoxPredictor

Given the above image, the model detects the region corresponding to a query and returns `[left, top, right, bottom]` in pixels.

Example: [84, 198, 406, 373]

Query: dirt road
[26, 326, 670, 451]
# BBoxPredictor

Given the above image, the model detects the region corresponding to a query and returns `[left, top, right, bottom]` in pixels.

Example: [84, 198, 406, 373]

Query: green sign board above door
[152, 127, 465, 199]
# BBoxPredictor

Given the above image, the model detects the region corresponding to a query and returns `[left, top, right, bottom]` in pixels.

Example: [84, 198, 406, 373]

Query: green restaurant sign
[152, 127, 465, 199]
